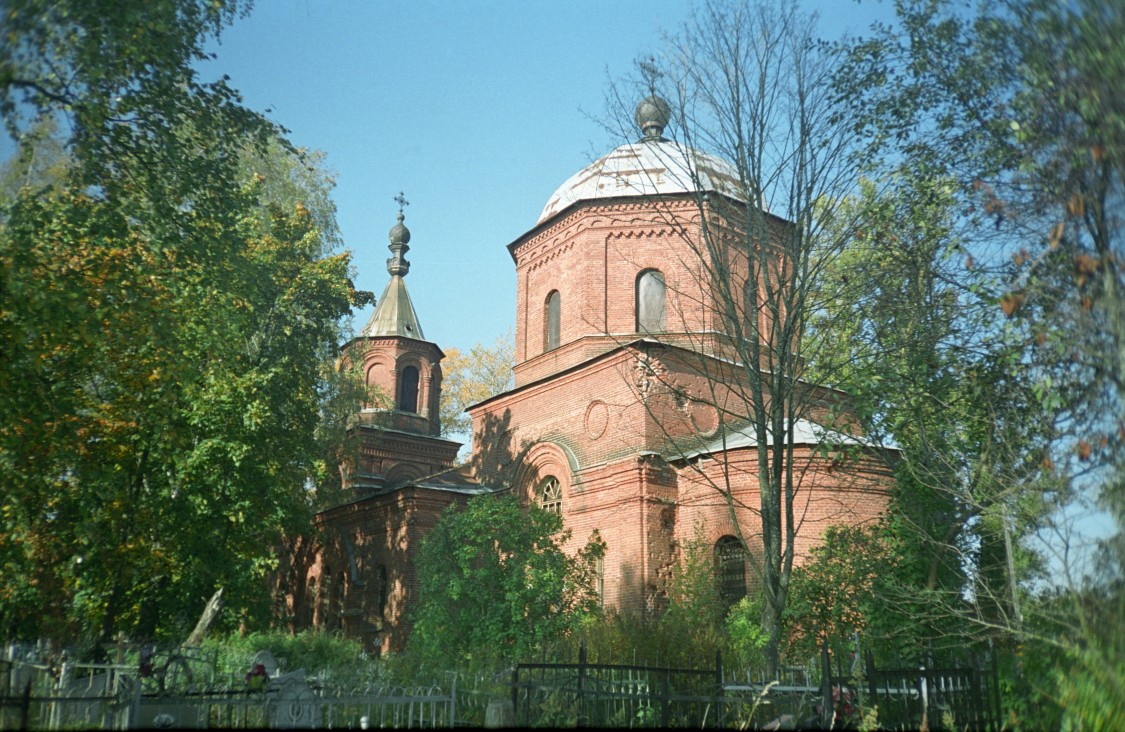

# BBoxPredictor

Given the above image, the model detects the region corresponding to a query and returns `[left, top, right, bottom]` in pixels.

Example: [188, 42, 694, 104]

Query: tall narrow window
[398, 365, 419, 412]
[538, 476, 562, 514]
[377, 565, 389, 619]
[714, 536, 747, 605]
[596, 557, 605, 607]
[636, 270, 666, 333]
[333, 570, 347, 629]
[545, 290, 561, 351]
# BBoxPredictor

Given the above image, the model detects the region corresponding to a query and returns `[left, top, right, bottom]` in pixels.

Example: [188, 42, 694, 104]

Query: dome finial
[635, 95, 671, 142]
[387, 192, 411, 277]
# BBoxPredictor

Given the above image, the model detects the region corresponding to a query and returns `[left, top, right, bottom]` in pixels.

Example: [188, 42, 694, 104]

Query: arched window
[398, 365, 419, 412]
[308, 576, 321, 626]
[538, 476, 562, 514]
[377, 565, 389, 619]
[544, 290, 561, 351]
[636, 269, 666, 333]
[714, 536, 747, 605]
[333, 570, 347, 629]
[317, 567, 334, 628]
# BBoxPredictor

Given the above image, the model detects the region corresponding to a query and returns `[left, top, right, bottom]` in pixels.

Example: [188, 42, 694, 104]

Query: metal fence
[511, 641, 1003, 729]
[1, 647, 455, 730]
[854, 649, 1003, 732]
[129, 682, 455, 729]
[512, 644, 729, 728]
[1, 640, 1000, 730]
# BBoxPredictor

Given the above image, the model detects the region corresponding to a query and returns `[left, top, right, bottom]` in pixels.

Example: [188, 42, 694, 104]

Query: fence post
[715, 649, 725, 728]
[449, 672, 457, 729]
[866, 651, 877, 720]
[820, 644, 833, 729]
[577, 639, 586, 728]
[989, 645, 1002, 732]
[510, 666, 519, 726]
[19, 677, 32, 731]
[918, 663, 928, 732]
[968, 655, 983, 731]
[661, 663, 671, 728]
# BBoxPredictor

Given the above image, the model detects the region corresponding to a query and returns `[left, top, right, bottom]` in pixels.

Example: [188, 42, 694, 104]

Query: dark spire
[387, 192, 411, 277]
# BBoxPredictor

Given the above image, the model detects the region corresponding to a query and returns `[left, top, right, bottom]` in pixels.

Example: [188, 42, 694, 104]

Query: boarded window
[636, 270, 666, 333]
[715, 536, 747, 605]
[545, 290, 561, 351]
[398, 365, 419, 412]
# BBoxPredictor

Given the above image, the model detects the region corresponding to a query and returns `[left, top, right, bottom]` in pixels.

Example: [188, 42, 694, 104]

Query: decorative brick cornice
[514, 197, 705, 268]
[525, 240, 576, 272]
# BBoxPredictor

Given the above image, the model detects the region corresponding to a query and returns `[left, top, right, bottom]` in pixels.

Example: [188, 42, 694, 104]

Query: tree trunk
[185, 588, 224, 647]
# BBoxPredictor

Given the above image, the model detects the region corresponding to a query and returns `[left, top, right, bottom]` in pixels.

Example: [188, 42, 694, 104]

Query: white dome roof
[538, 138, 745, 224]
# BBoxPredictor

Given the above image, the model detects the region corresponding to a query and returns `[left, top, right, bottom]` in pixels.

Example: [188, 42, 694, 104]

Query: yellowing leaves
[1066, 193, 1086, 217]
[1000, 291, 1024, 317]
[1048, 221, 1064, 248]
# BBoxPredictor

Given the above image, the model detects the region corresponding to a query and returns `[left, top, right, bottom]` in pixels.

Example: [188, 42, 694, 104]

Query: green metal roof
[361, 275, 426, 339]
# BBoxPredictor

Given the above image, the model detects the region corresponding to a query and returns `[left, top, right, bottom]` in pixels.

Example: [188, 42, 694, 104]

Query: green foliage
[784, 522, 963, 663]
[576, 536, 769, 676]
[1056, 644, 1125, 731]
[410, 494, 605, 668]
[202, 629, 374, 685]
[833, 0, 1124, 721]
[0, 1, 364, 643]
[724, 596, 768, 670]
[662, 529, 725, 637]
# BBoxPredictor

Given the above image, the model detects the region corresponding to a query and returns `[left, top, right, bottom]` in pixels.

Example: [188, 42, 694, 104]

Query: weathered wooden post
[185, 588, 223, 647]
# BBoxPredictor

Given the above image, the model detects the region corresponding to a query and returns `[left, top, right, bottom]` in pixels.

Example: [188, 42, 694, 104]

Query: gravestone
[267, 670, 320, 729]
[484, 699, 515, 728]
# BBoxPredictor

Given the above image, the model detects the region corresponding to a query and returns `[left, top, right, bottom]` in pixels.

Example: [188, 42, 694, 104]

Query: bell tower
[342, 198, 459, 489]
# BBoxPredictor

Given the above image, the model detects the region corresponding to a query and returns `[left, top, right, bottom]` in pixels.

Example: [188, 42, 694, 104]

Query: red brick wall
[471, 336, 893, 618]
[511, 198, 744, 385]
[302, 487, 468, 654]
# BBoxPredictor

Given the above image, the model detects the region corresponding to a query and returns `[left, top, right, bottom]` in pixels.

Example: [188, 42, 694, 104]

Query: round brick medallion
[584, 400, 609, 440]
[690, 400, 720, 437]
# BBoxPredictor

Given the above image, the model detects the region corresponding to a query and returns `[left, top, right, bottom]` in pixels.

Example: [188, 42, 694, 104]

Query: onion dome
[361, 205, 426, 339]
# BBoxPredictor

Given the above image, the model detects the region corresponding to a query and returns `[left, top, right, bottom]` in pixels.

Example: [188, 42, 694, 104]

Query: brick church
[281, 97, 892, 654]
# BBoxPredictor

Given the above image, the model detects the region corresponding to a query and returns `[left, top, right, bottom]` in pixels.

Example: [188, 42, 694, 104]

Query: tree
[833, 0, 1123, 723]
[410, 493, 604, 666]
[806, 172, 1062, 655]
[0, 1, 364, 643]
[609, 0, 870, 677]
[438, 332, 514, 446]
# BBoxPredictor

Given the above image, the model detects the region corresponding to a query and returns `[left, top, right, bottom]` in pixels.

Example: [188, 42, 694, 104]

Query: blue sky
[191, 0, 895, 355]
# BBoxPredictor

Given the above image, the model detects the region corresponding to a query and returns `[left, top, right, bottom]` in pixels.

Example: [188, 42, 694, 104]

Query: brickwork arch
[393, 353, 434, 419]
[363, 355, 392, 407]
[513, 440, 578, 512]
[384, 461, 426, 485]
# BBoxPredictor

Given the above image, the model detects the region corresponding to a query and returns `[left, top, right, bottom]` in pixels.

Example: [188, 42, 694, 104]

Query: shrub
[202, 629, 375, 686]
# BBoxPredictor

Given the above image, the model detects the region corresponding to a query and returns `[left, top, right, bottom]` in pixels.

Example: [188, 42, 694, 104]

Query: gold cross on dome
[394, 191, 409, 213]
